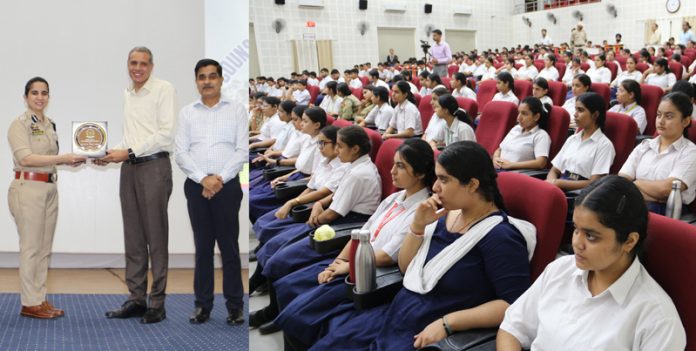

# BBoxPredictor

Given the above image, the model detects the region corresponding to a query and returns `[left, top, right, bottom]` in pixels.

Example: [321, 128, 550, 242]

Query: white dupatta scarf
[402, 215, 537, 294]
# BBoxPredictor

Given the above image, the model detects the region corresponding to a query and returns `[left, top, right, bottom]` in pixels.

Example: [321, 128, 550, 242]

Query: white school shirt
[307, 156, 349, 192]
[644, 72, 677, 90]
[493, 91, 520, 105]
[361, 188, 430, 261]
[586, 66, 612, 84]
[408, 82, 419, 95]
[562, 68, 585, 86]
[329, 154, 382, 216]
[281, 130, 307, 158]
[610, 59, 623, 75]
[608, 102, 647, 134]
[499, 125, 551, 162]
[271, 122, 294, 151]
[374, 79, 390, 89]
[473, 64, 488, 77]
[563, 96, 578, 128]
[319, 95, 343, 116]
[583, 59, 596, 70]
[452, 86, 477, 100]
[541, 36, 553, 46]
[458, 63, 477, 75]
[539, 95, 553, 106]
[423, 115, 444, 142]
[419, 87, 432, 97]
[442, 118, 476, 145]
[258, 113, 285, 141]
[318, 77, 333, 90]
[349, 78, 363, 89]
[516, 65, 539, 80]
[390, 101, 423, 135]
[619, 136, 696, 204]
[307, 78, 319, 86]
[551, 128, 615, 179]
[295, 135, 321, 175]
[500, 255, 686, 351]
[537, 67, 560, 81]
[610, 70, 643, 88]
[267, 86, 283, 98]
[480, 66, 497, 81]
[364, 103, 395, 132]
[293, 89, 311, 105]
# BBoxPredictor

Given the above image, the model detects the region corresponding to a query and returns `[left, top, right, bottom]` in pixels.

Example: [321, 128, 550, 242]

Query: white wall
[511, 0, 696, 50]
[251, 0, 516, 78]
[0, 0, 248, 266]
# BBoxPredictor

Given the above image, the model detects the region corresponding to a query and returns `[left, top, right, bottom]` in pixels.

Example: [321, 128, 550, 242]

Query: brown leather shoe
[20, 304, 57, 319]
[42, 301, 65, 317]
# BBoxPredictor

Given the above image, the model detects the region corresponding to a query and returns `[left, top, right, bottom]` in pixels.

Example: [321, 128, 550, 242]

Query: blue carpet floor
[0, 294, 248, 351]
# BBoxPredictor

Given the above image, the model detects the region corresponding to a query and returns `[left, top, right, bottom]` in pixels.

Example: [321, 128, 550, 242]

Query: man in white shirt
[647, 23, 661, 46]
[540, 29, 553, 46]
[289, 80, 311, 105]
[175, 59, 246, 326]
[100, 47, 177, 324]
[349, 69, 363, 89]
[369, 70, 389, 89]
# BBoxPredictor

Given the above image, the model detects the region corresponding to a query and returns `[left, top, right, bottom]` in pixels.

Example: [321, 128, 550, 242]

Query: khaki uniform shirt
[8, 111, 58, 173]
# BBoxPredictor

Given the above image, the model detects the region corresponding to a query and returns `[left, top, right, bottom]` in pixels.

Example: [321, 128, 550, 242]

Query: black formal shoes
[189, 307, 211, 324]
[259, 321, 280, 334]
[105, 301, 147, 319]
[227, 308, 245, 325]
[141, 307, 166, 324]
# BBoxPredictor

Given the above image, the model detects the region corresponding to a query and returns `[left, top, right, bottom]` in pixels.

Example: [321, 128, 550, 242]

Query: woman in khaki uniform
[8, 77, 86, 319]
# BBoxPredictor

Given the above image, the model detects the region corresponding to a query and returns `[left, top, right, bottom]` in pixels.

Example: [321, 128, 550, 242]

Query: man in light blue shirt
[175, 58, 247, 326]
[680, 21, 696, 46]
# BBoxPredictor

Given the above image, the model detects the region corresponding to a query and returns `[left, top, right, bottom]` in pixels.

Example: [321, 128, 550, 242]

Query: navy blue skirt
[273, 257, 334, 309]
[252, 210, 297, 245]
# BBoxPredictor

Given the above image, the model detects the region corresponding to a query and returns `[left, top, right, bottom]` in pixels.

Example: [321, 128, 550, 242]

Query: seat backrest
[605, 61, 618, 81]
[590, 83, 611, 107]
[639, 84, 664, 136]
[476, 80, 498, 112]
[514, 79, 533, 101]
[374, 138, 403, 199]
[418, 95, 435, 131]
[455, 97, 478, 117]
[547, 80, 568, 106]
[643, 213, 696, 351]
[616, 56, 628, 70]
[533, 60, 545, 72]
[688, 120, 696, 145]
[363, 126, 383, 162]
[326, 115, 335, 125]
[554, 63, 566, 82]
[413, 76, 421, 90]
[440, 77, 452, 91]
[497, 172, 567, 280]
[580, 62, 590, 72]
[359, 76, 369, 86]
[308, 85, 320, 105]
[681, 55, 693, 70]
[447, 65, 459, 77]
[413, 93, 422, 107]
[475, 101, 518, 155]
[547, 106, 570, 162]
[332, 119, 353, 128]
[636, 62, 650, 73]
[350, 87, 363, 100]
[604, 112, 639, 174]
[669, 61, 683, 80]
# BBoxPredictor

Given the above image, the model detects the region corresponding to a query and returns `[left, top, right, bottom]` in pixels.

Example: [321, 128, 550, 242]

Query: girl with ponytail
[384, 81, 423, 139]
[494, 96, 552, 170]
[429, 94, 476, 149]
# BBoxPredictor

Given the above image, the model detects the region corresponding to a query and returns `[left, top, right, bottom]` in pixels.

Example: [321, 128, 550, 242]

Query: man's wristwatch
[127, 148, 136, 163]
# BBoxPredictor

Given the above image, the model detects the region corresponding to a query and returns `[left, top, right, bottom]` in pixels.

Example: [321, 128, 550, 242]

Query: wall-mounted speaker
[275, 0, 285, 5]
[424, 4, 432, 13]
[359, 0, 367, 10]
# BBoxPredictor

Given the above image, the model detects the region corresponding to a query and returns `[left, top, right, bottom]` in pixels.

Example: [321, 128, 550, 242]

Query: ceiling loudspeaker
[275, 0, 285, 5]
[424, 3, 432, 14]
[359, 0, 367, 10]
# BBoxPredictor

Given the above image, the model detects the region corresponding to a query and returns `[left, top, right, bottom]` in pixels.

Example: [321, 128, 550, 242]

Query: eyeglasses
[318, 140, 333, 148]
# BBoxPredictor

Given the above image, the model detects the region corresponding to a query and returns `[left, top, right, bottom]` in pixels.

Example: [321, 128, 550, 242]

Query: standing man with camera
[428, 29, 452, 78]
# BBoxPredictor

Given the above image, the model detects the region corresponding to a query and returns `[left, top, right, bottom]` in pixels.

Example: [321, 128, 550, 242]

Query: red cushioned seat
[326, 115, 335, 125]
[359, 76, 369, 87]
[639, 84, 664, 136]
[604, 112, 639, 174]
[307, 85, 320, 105]
[413, 93, 422, 107]
[547, 106, 570, 162]
[590, 83, 611, 107]
[533, 60, 545, 72]
[476, 79, 498, 112]
[636, 62, 650, 73]
[548, 80, 568, 106]
[555, 63, 566, 82]
[514, 79, 533, 101]
[455, 97, 478, 117]
[362, 127, 383, 162]
[350, 87, 363, 100]
[447, 65, 459, 77]
[418, 95, 434, 131]
[669, 61, 683, 80]
[332, 119, 353, 128]
[374, 138, 403, 199]
[605, 61, 618, 81]
[475, 101, 518, 155]
[440, 77, 452, 91]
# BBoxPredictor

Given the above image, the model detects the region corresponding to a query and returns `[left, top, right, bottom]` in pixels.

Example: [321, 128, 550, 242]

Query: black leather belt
[126, 151, 169, 165]
[562, 171, 588, 181]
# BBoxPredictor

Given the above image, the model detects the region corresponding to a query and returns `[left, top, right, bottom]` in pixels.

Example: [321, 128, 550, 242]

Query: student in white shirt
[472, 56, 489, 79]
[619, 92, 696, 215]
[318, 81, 343, 117]
[252, 105, 307, 169]
[307, 72, 319, 87]
[642, 58, 677, 92]
[532, 77, 554, 106]
[289, 80, 311, 106]
[586, 54, 612, 84]
[498, 176, 686, 351]
[349, 69, 363, 89]
[369, 69, 389, 89]
[495, 57, 518, 77]
[429, 94, 476, 149]
[563, 74, 592, 129]
[384, 81, 424, 139]
[400, 71, 420, 95]
[562, 57, 585, 88]
[479, 57, 497, 81]
[514, 55, 539, 81]
[418, 71, 431, 96]
[422, 87, 450, 144]
[609, 79, 648, 134]
[451, 72, 477, 100]
[359, 86, 394, 132]
[494, 96, 552, 170]
[537, 54, 560, 82]
[253, 96, 287, 143]
[610, 56, 643, 89]
[492, 72, 520, 105]
[425, 73, 446, 95]
[458, 55, 478, 76]
[605, 50, 623, 76]
[547, 92, 616, 191]
[580, 51, 596, 70]
[250, 100, 296, 157]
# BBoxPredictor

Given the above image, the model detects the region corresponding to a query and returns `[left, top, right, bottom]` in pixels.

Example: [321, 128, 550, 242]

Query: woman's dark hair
[437, 141, 506, 211]
[325, 80, 338, 94]
[292, 105, 308, 118]
[486, 57, 495, 64]
[533, 77, 549, 91]
[279, 100, 296, 115]
[661, 92, 693, 137]
[24, 77, 50, 97]
[431, 87, 449, 97]
[496, 72, 515, 91]
[520, 96, 550, 131]
[619, 79, 642, 104]
[263, 96, 281, 107]
[654, 58, 670, 73]
[672, 81, 695, 99]
[438, 94, 474, 128]
[320, 125, 340, 143]
[304, 106, 328, 129]
[506, 57, 516, 65]
[394, 81, 416, 104]
[545, 53, 557, 65]
[575, 175, 648, 258]
[574, 73, 592, 88]
[338, 125, 371, 156]
[626, 55, 637, 65]
[419, 71, 429, 79]
[577, 92, 607, 130]
[427, 73, 443, 86]
[572, 57, 582, 66]
[595, 54, 606, 63]
[397, 138, 436, 189]
[453, 72, 467, 85]
[401, 70, 412, 81]
[254, 92, 267, 99]
[336, 82, 352, 96]
[372, 86, 389, 103]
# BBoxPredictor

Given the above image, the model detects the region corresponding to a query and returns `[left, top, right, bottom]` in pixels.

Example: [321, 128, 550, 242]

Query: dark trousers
[184, 177, 244, 312]
[120, 158, 172, 308]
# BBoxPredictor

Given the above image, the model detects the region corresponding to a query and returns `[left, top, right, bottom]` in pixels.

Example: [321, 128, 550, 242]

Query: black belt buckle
[127, 151, 169, 165]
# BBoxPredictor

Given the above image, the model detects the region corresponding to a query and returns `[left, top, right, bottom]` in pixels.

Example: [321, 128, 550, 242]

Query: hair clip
[616, 195, 627, 214]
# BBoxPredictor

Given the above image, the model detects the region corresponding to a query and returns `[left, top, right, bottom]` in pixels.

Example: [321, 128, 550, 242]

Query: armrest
[308, 222, 366, 254]
[263, 166, 296, 180]
[511, 169, 550, 180]
[249, 147, 268, 154]
[347, 265, 403, 310]
[418, 329, 498, 351]
[274, 179, 310, 200]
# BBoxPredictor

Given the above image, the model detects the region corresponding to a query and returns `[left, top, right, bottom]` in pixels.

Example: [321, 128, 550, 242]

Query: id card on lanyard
[371, 202, 405, 242]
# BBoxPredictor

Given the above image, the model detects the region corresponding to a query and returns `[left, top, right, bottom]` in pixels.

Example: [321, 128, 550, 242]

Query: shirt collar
[571, 257, 641, 305]
[127, 77, 155, 94]
[650, 135, 688, 153]
[398, 187, 430, 209]
[194, 97, 231, 110]
[328, 156, 344, 169]
[350, 154, 371, 169]
[521, 125, 540, 135]
[584, 128, 605, 142]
